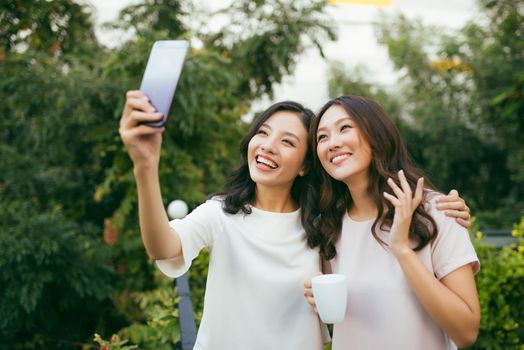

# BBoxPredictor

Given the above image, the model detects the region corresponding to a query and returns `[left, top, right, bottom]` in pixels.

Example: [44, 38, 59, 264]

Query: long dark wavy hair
[214, 101, 319, 238]
[308, 95, 438, 260]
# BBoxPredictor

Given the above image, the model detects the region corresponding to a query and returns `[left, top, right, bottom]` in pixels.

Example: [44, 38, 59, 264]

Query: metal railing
[176, 273, 197, 350]
[480, 230, 515, 247]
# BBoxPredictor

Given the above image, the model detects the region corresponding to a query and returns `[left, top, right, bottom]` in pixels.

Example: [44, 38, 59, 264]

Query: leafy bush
[93, 334, 137, 350]
[469, 217, 524, 349]
[0, 203, 114, 348]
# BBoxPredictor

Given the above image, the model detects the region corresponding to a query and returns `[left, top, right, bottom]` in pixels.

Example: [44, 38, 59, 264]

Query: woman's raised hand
[119, 90, 165, 170]
[383, 170, 424, 256]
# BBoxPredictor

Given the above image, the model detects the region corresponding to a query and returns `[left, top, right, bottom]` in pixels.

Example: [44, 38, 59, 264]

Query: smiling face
[315, 104, 372, 185]
[247, 110, 308, 191]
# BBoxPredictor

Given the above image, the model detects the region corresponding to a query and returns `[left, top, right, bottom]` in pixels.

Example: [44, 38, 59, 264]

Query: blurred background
[1, 0, 522, 349]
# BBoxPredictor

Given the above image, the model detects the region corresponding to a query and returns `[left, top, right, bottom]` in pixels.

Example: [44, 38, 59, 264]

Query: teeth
[257, 156, 278, 169]
[332, 154, 350, 163]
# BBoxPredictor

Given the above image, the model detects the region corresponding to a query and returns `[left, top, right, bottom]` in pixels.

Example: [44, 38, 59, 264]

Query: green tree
[1, 0, 335, 348]
[0, 0, 100, 62]
[0, 5, 118, 348]
[369, 0, 523, 228]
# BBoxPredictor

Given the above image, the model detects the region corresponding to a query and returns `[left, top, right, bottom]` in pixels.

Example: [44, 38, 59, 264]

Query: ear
[298, 163, 309, 177]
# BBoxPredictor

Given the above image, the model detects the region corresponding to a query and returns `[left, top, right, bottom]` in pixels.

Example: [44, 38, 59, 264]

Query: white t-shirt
[156, 199, 326, 350]
[330, 198, 480, 350]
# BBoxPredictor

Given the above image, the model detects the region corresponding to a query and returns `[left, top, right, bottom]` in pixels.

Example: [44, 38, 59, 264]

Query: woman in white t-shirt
[304, 95, 480, 349]
[119, 90, 472, 349]
[119, 94, 327, 349]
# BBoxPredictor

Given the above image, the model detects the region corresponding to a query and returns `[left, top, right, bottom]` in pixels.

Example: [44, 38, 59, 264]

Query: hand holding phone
[139, 40, 189, 127]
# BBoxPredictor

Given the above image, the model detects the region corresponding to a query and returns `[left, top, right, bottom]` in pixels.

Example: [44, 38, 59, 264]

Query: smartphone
[139, 40, 189, 127]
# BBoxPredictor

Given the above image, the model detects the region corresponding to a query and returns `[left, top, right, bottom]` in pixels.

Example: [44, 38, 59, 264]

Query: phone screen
[140, 40, 189, 127]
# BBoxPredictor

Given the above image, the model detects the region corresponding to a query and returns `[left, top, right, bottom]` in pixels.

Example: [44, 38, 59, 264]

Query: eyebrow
[316, 116, 352, 135]
[260, 123, 301, 143]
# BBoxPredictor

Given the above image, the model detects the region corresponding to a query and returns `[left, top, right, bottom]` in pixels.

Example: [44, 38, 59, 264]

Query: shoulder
[422, 189, 468, 236]
[423, 190, 446, 221]
[423, 190, 470, 242]
[185, 198, 227, 221]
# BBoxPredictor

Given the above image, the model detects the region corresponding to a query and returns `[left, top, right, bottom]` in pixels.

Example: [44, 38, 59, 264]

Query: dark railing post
[175, 273, 197, 350]
[481, 229, 515, 247]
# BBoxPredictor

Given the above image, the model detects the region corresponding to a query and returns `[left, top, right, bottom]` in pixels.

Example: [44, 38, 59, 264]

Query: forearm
[134, 166, 182, 260]
[393, 249, 479, 347]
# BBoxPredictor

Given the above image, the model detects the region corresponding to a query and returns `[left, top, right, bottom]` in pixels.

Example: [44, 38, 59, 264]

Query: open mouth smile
[330, 153, 352, 164]
[256, 155, 278, 169]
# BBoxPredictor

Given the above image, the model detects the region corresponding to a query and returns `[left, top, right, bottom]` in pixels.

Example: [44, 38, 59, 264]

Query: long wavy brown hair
[214, 101, 319, 239]
[308, 95, 438, 260]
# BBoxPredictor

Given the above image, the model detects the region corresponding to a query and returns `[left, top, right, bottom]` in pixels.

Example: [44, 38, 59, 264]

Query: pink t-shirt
[330, 198, 479, 350]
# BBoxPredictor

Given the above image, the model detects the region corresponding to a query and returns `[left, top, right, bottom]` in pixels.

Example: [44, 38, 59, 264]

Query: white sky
[88, 0, 478, 111]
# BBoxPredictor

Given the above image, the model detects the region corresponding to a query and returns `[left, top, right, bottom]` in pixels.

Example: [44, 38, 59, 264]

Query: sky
[88, 0, 478, 111]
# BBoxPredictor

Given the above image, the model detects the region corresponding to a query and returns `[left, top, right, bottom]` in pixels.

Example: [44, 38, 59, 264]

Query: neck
[345, 175, 378, 221]
[253, 184, 298, 213]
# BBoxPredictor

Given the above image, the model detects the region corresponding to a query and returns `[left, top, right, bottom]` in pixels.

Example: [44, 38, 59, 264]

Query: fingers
[436, 189, 461, 203]
[448, 189, 459, 197]
[455, 218, 472, 229]
[385, 170, 423, 202]
[126, 96, 156, 114]
[303, 286, 317, 310]
[443, 208, 470, 219]
[436, 189, 470, 216]
[121, 110, 163, 129]
[383, 191, 400, 206]
[398, 170, 412, 197]
[387, 177, 404, 199]
[413, 177, 424, 206]
[304, 277, 318, 310]
[122, 91, 148, 114]
[304, 280, 312, 288]
[303, 286, 313, 298]
[384, 171, 424, 213]
[126, 90, 146, 99]
[437, 200, 469, 212]
[121, 90, 157, 126]
[119, 124, 164, 143]
[305, 296, 317, 311]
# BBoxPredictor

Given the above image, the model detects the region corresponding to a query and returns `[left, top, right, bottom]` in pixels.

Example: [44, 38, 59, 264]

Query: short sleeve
[428, 198, 480, 280]
[155, 199, 223, 278]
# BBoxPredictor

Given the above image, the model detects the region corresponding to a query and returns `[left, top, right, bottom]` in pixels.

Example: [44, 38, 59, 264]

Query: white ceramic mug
[311, 274, 348, 324]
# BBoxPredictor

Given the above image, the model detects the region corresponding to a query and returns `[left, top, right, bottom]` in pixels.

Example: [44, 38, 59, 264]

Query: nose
[261, 137, 277, 154]
[328, 133, 341, 152]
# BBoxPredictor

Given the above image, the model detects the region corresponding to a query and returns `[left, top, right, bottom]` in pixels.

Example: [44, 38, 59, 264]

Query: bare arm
[119, 90, 182, 260]
[393, 250, 480, 347]
[385, 170, 480, 347]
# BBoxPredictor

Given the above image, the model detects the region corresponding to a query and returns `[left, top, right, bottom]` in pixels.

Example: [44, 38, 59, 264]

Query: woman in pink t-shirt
[304, 95, 480, 349]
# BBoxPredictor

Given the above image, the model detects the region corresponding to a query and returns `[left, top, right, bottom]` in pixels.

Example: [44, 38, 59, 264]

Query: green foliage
[0, 0, 100, 62]
[326, 62, 412, 140]
[208, 0, 336, 98]
[469, 219, 524, 349]
[358, 0, 524, 228]
[0, 202, 114, 348]
[114, 277, 181, 349]
[1, 0, 335, 348]
[0, 4, 120, 347]
[94, 333, 137, 350]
